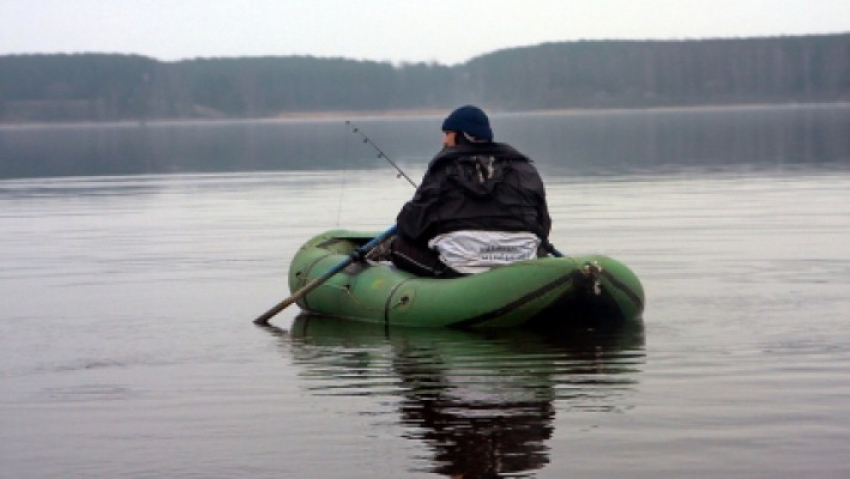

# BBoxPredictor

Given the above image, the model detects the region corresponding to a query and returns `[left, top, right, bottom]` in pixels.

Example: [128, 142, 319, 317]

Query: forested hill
[1, 33, 848, 122]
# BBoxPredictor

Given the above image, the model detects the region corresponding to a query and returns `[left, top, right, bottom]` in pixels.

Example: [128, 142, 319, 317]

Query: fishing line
[345, 121, 418, 188]
[335, 126, 352, 226]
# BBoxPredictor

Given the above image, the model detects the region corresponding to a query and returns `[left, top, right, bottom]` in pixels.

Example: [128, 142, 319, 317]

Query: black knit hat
[441, 105, 493, 141]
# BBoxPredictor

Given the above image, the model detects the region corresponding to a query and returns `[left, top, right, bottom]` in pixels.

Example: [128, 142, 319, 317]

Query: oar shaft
[253, 226, 397, 325]
[253, 264, 348, 324]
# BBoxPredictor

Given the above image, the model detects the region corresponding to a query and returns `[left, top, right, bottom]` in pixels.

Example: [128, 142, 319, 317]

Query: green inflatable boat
[286, 230, 645, 329]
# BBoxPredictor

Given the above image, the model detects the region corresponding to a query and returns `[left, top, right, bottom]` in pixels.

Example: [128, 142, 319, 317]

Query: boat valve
[582, 261, 604, 296]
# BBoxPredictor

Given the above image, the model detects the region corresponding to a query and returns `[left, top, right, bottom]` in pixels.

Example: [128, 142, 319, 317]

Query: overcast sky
[2, 0, 848, 65]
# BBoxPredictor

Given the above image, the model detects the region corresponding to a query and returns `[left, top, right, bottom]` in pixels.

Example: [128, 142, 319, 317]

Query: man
[390, 105, 552, 277]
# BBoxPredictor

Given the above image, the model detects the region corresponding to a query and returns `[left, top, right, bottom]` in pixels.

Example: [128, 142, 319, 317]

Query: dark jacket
[396, 143, 551, 245]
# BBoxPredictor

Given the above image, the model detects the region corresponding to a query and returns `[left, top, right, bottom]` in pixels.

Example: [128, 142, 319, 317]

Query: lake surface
[2, 107, 849, 478]
[2, 103, 849, 179]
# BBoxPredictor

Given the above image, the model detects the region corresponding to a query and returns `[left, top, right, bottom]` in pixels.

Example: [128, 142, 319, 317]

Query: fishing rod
[345, 121, 418, 188]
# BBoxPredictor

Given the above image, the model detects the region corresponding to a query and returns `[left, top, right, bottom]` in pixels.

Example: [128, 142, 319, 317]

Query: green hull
[288, 230, 645, 329]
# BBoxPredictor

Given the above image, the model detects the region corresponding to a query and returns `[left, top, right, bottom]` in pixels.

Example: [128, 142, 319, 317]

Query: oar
[253, 225, 398, 325]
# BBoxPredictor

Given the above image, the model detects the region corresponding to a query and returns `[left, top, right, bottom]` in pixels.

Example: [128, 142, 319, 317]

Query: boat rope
[448, 272, 581, 328]
[600, 268, 644, 309]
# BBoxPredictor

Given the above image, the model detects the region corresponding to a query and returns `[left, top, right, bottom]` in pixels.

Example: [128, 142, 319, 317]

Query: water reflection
[268, 314, 645, 478]
[2, 105, 847, 179]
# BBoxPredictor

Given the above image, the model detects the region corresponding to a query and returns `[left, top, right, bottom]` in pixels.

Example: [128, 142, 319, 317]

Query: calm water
[2, 108, 850, 478]
[1, 103, 849, 178]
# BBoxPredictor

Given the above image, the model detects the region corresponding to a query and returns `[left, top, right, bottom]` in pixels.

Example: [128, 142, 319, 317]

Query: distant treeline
[1, 33, 848, 122]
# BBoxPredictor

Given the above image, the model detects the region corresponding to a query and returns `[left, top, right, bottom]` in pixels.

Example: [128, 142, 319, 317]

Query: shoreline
[1, 101, 847, 128]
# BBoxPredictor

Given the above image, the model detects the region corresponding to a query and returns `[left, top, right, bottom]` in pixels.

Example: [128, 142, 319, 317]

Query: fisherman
[390, 105, 552, 277]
